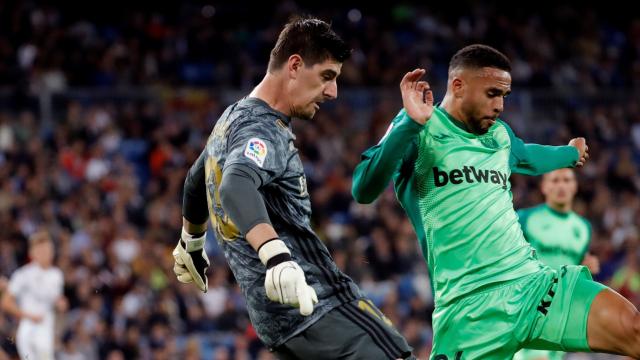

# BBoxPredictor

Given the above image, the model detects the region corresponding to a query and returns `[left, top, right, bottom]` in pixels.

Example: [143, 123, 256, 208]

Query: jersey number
[205, 156, 240, 241]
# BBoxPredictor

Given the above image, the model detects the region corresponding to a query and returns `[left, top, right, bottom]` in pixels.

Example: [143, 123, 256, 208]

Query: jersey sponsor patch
[244, 138, 268, 167]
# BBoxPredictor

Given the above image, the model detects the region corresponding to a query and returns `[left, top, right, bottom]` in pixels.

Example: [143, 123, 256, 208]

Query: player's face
[290, 58, 342, 120]
[30, 241, 54, 268]
[542, 168, 578, 206]
[459, 67, 511, 134]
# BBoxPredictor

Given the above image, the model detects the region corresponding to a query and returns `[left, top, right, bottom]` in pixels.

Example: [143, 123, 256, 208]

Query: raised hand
[400, 68, 434, 125]
[568, 137, 589, 167]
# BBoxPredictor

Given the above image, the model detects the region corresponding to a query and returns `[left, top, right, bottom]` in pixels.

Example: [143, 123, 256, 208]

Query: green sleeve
[500, 120, 579, 176]
[516, 208, 532, 242]
[578, 217, 593, 263]
[352, 109, 423, 204]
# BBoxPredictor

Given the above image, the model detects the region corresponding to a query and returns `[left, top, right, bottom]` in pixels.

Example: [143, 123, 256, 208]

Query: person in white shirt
[1, 231, 67, 360]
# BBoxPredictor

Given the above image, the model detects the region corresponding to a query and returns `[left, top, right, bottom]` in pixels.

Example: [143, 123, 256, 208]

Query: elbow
[218, 179, 233, 214]
[1, 293, 10, 312]
[529, 167, 544, 176]
[218, 171, 250, 216]
[351, 166, 376, 204]
[351, 184, 374, 204]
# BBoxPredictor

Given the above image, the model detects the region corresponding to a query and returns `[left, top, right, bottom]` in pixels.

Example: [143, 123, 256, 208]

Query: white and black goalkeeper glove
[173, 228, 210, 293]
[259, 239, 318, 316]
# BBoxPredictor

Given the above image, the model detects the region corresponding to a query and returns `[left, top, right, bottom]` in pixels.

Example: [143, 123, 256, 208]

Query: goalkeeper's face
[542, 168, 577, 207]
[288, 57, 342, 120]
[458, 67, 511, 134]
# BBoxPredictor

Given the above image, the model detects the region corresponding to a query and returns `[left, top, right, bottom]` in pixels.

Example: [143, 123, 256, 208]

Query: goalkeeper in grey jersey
[172, 16, 414, 360]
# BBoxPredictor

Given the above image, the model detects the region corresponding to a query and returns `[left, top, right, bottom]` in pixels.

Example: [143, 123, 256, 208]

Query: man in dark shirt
[172, 16, 414, 360]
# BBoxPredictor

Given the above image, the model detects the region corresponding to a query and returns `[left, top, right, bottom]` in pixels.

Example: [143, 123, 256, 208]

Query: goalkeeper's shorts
[430, 265, 607, 360]
[273, 298, 415, 360]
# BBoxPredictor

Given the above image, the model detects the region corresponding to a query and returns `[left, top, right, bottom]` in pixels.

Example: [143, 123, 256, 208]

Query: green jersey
[352, 107, 579, 306]
[518, 204, 591, 269]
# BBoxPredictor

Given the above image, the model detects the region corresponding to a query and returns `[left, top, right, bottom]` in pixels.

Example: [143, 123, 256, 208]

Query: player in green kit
[514, 168, 600, 360]
[519, 169, 600, 273]
[352, 44, 640, 359]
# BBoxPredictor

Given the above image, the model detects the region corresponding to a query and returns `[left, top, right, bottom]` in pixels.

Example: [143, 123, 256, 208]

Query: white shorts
[16, 322, 54, 360]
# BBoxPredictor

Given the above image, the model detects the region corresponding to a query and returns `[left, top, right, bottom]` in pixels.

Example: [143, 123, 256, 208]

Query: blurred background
[0, 1, 639, 359]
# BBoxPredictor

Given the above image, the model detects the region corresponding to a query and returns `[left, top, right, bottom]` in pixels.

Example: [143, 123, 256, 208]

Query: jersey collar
[544, 203, 572, 218]
[436, 105, 501, 139]
[243, 97, 292, 124]
[435, 105, 479, 138]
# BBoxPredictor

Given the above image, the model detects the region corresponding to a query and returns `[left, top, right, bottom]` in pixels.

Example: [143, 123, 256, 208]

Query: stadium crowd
[1, 1, 639, 359]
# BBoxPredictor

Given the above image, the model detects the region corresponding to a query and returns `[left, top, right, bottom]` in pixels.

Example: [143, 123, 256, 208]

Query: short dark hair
[449, 44, 511, 74]
[268, 16, 351, 72]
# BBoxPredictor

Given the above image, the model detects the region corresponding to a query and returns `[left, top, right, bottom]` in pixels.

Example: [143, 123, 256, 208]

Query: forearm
[520, 144, 579, 175]
[503, 121, 579, 176]
[511, 143, 579, 176]
[352, 109, 423, 203]
[183, 218, 207, 235]
[1, 293, 24, 319]
[246, 224, 279, 252]
[55, 296, 68, 312]
[182, 151, 209, 228]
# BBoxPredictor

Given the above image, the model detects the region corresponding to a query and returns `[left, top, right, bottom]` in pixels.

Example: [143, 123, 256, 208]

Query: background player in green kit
[520, 169, 600, 274]
[352, 44, 640, 358]
[514, 168, 600, 360]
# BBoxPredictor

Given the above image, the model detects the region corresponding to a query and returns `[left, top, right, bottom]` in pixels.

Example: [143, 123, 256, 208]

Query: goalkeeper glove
[259, 238, 318, 316]
[173, 228, 210, 292]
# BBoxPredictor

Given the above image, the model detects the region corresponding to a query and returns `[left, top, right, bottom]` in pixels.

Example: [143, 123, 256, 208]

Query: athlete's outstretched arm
[182, 150, 209, 231]
[173, 150, 211, 292]
[352, 69, 433, 204]
[502, 121, 588, 175]
[352, 110, 422, 203]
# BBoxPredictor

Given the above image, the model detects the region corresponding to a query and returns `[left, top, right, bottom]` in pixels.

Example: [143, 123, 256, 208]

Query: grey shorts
[273, 298, 415, 360]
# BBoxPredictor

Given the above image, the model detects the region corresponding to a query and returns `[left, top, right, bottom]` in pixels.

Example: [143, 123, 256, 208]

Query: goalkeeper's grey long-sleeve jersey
[182, 97, 362, 348]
